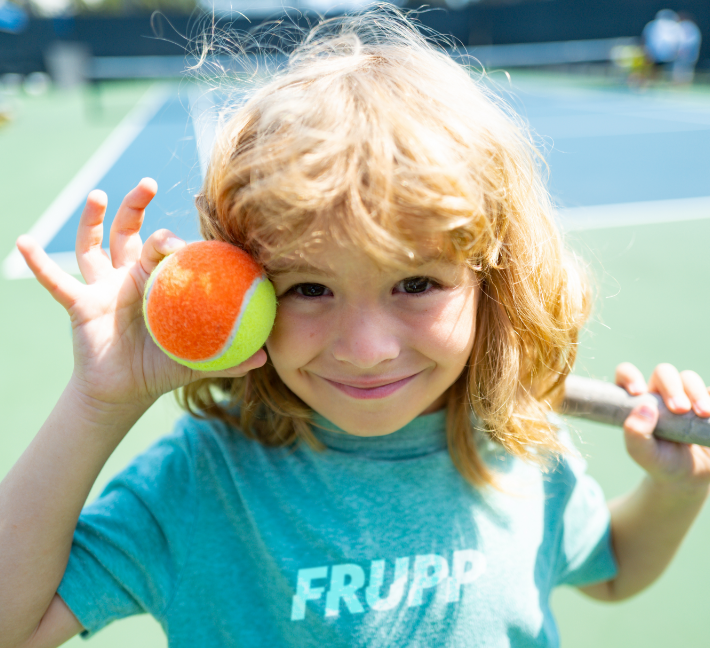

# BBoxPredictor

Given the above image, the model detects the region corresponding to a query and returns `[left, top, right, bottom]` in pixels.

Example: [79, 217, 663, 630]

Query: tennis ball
[143, 240, 276, 371]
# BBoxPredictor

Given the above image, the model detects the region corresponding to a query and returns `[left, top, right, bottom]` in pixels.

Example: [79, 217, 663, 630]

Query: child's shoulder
[547, 412, 589, 470]
[541, 415, 605, 508]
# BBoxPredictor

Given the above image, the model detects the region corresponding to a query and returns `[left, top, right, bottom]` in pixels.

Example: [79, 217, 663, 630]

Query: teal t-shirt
[58, 409, 617, 646]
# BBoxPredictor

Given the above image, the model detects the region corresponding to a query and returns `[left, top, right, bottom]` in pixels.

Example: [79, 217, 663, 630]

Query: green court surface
[1, 75, 710, 647]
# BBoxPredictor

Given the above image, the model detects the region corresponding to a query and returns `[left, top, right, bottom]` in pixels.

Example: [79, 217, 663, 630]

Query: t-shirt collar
[309, 409, 448, 460]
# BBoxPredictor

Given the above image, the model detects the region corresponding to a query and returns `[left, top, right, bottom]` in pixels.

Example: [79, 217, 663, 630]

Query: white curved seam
[203, 276, 263, 362]
[144, 271, 263, 363]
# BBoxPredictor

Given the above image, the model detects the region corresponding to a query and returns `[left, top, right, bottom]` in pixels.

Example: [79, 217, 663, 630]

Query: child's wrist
[65, 376, 154, 428]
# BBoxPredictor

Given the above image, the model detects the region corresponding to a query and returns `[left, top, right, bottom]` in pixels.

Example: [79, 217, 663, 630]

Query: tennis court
[1, 70, 710, 646]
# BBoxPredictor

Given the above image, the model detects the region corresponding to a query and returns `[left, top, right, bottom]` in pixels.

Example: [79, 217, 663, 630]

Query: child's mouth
[323, 374, 419, 399]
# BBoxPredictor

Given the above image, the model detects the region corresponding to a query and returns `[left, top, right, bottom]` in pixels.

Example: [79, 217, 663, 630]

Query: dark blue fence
[1, 1, 708, 75]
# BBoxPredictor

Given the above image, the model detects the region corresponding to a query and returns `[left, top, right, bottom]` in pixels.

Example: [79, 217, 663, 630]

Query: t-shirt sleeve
[57, 418, 198, 638]
[552, 427, 619, 588]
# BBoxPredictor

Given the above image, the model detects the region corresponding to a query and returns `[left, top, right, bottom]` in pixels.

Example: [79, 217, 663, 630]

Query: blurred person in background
[642, 9, 682, 81]
[673, 12, 702, 84]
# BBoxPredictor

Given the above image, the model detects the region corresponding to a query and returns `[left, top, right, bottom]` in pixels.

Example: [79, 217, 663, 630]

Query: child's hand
[17, 179, 267, 411]
[617, 362, 710, 492]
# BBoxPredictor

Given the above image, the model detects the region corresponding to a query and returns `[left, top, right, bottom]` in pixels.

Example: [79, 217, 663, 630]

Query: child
[3, 9, 710, 648]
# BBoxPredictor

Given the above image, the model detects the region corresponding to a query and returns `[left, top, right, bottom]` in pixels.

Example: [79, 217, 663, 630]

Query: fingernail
[696, 398, 710, 414]
[628, 382, 646, 394]
[636, 405, 656, 420]
[165, 237, 184, 251]
[670, 397, 691, 411]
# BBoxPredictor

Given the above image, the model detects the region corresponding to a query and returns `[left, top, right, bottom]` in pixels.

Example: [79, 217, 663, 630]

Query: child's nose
[331, 307, 400, 368]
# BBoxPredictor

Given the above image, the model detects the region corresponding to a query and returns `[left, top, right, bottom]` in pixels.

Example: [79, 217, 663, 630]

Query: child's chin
[321, 409, 422, 437]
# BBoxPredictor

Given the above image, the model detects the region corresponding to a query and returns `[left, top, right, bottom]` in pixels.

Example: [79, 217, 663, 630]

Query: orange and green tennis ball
[143, 240, 276, 371]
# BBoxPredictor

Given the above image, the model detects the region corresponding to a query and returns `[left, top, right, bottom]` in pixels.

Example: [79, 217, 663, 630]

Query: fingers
[680, 370, 710, 417]
[648, 363, 692, 414]
[615, 361, 647, 395]
[176, 349, 269, 386]
[139, 229, 186, 277]
[228, 349, 269, 375]
[17, 235, 83, 310]
[110, 178, 158, 269]
[75, 189, 113, 283]
[619, 363, 710, 483]
[204, 349, 269, 379]
[627, 362, 710, 418]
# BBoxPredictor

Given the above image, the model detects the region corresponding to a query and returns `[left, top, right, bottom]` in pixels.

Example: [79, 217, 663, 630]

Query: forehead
[266, 250, 472, 288]
[267, 248, 454, 277]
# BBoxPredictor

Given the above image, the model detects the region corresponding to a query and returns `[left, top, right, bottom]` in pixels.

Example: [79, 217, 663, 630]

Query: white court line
[2, 83, 172, 280]
[557, 195, 710, 232]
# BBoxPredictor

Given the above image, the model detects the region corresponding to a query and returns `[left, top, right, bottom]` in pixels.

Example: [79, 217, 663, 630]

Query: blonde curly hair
[180, 7, 591, 486]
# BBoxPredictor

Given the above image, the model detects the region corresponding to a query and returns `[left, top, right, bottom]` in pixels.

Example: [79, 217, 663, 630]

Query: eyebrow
[269, 264, 337, 278]
[268, 256, 450, 279]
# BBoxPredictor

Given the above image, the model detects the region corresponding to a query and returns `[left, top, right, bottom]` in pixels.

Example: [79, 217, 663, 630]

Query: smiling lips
[323, 374, 419, 399]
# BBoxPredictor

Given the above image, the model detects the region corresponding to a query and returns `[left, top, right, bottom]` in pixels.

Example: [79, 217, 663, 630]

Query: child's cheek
[266, 306, 324, 368]
[420, 291, 477, 358]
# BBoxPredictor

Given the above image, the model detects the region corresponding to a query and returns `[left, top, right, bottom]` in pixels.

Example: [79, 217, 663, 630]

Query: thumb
[140, 229, 186, 278]
[623, 400, 659, 463]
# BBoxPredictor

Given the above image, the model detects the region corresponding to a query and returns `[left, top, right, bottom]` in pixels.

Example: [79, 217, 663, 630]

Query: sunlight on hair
[180, 4, 591, 487]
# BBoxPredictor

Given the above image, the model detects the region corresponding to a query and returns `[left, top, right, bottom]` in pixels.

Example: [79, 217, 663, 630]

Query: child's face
[266, 245, 479, 436]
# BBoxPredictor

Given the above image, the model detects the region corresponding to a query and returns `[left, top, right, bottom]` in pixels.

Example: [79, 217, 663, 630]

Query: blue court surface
[3, 75, 710, 277]
[2, 83, 219, 277]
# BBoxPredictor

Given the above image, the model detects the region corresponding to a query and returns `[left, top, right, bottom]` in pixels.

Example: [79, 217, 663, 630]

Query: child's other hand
[617, 362, 710, 492]
[17, 179, 267, 411]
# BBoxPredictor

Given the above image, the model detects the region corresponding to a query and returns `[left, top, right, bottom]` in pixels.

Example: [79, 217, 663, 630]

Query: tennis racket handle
[563, 375, 710, 447]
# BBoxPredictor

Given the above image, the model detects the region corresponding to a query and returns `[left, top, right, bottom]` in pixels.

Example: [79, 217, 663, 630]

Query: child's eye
[396, 276, 442, 295]
[288, 283, 331, 298]
[282, 277, 442, 300]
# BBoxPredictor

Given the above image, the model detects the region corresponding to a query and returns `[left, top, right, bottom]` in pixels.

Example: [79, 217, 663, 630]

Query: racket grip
[563, 375, 710, 447]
